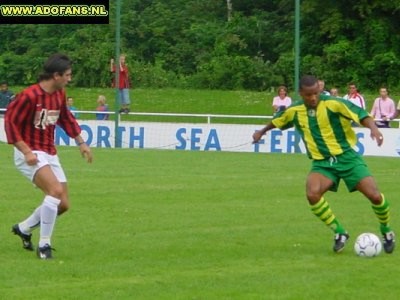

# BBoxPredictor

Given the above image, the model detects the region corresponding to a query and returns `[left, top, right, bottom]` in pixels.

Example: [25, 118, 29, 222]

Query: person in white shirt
[343, 83, 366, 109]
[272, 86, 292, 114]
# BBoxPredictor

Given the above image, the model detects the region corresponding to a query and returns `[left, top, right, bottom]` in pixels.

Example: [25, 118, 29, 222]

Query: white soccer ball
[354, 233, 382, 257]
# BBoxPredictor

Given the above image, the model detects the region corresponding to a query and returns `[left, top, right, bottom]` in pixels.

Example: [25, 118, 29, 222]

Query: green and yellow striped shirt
[272, 95, 370, 160]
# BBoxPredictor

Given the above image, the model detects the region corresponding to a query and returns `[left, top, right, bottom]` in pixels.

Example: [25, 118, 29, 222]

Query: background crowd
[271, 81, 399, 128]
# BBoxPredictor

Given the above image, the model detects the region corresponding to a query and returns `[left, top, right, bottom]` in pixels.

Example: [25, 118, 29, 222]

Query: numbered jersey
[4, 84, 81, 155]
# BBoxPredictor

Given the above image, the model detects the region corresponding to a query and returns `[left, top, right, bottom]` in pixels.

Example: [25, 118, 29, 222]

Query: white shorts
[14, 149, 67, 183]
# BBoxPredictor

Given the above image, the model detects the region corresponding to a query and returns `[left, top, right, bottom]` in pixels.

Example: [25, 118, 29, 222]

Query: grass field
[12, 86, 271, 116]
[0, 144, 399, 299]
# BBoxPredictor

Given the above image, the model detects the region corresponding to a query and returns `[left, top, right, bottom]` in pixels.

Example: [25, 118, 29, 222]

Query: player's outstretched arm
[79, 143, 93, 163]
[252, 123, 276, 144]
[75, 137, 93, 163]
[360, 116, 384, 146]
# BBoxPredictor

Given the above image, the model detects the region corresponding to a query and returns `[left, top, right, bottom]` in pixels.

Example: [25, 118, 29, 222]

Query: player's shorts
[310, 149, 371, 192]
[14, 149, 67, 183]
[119, 88, 131, 105]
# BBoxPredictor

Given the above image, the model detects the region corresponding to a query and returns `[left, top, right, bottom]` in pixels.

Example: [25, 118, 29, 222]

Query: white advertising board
[1, 119, 400, 157]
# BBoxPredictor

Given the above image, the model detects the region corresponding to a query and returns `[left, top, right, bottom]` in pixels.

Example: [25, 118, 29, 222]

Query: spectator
[370, 87, 396, 128]
[272, 86, 292, 114]
[330, 87, 340, 97]
[66, 96, 79, 118]
[96, 95, 109, 120]
[110, 54, 131, 114]
[395, 100, 400, 120]
[343, 83, 366, 109]
[318, 79, 330, 95]
[0, 81, 15, 115]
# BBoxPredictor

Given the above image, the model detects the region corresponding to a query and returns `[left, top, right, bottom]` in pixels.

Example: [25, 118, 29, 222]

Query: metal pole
[294, 0, 300, 99]
[114, 0, 121, 147]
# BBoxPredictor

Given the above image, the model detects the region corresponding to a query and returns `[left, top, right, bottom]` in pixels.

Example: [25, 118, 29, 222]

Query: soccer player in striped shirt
[5, 53, 93, 259]
[253, 75, 395, 254]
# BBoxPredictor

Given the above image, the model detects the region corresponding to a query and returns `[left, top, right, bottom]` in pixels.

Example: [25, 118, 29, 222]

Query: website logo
[0, 0, 109, 24]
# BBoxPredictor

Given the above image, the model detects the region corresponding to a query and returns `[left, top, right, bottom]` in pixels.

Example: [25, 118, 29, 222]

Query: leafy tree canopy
[0, 0, 399, 92]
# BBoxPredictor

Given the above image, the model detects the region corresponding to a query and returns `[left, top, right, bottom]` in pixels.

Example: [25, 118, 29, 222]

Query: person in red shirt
[5, 53, 93, 259]
[110, 54, 131, 113]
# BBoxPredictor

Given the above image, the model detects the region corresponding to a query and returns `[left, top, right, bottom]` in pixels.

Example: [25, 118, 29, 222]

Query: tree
[0, 0, 399, 91]
[227, 0, 233, 21]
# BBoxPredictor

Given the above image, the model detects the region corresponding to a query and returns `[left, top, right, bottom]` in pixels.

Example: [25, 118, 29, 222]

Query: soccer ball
[354, 233, 382, 257]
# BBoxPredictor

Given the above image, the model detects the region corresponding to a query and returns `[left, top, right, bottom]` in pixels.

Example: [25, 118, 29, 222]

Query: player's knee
[368, 192, 382, 205]
[306, 192, 322, 204]
[58, 201, 69, 215]
[47, 184, 64, 199]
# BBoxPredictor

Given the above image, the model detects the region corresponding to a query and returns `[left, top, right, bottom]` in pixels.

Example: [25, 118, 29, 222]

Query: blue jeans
[119, 89, 130, 105]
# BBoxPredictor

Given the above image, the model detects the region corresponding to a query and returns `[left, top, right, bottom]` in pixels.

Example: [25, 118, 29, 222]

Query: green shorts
[310, 149, 371, 192]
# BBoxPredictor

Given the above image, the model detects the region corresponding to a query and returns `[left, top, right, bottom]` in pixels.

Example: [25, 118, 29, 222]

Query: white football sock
[39, 195, 61, 247]
[19, 206, 41, 234]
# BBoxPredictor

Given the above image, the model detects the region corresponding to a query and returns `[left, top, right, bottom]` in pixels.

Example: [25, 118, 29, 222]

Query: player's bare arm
[13, 140, 38, 166]
[360, 116, 384, 146]
[252, 123, 276, 143]
[75, 136, 93, 163]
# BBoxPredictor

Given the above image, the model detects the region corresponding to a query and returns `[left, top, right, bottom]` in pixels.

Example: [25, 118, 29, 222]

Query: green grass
[1, 144, 399, 299]
[12, 87, 271, 123]
[10, 86, 272, 114]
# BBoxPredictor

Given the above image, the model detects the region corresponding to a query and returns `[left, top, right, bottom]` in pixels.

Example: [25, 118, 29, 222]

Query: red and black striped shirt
[4, 84, 81, 155]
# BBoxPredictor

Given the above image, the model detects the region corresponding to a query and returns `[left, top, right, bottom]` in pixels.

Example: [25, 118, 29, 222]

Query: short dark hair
[0, 81, 8, 85]
[379, 86, 389, 94]
[39, 53, 72, 81]
[299, 75, 318, 89]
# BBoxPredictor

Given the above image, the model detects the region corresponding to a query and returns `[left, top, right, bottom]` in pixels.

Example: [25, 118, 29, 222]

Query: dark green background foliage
[0, 0, 399, 92]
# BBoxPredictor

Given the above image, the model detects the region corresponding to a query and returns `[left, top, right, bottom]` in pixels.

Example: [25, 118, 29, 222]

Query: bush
[131, 59, 180, 88]
[189, 54, 281, 91]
